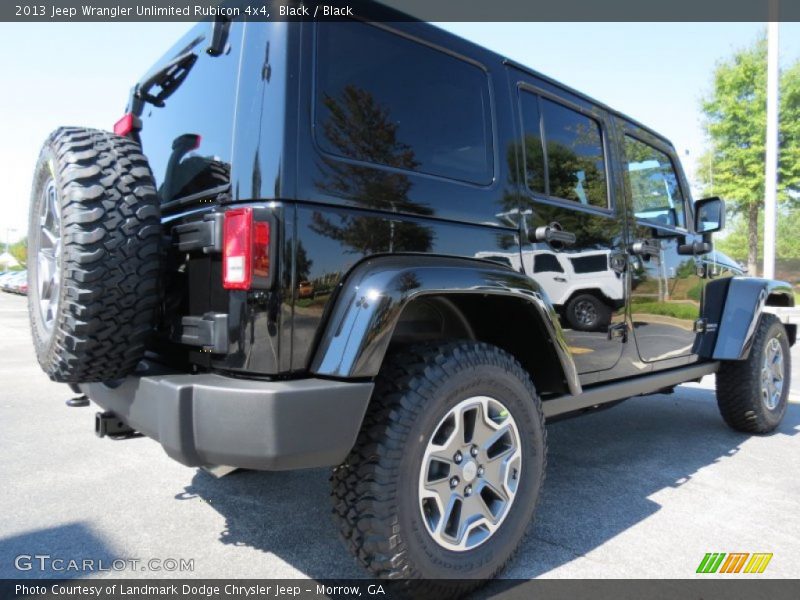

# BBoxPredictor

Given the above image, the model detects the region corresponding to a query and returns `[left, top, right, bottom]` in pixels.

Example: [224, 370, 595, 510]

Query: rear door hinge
[172, 212, 223, 254]
[694, 318, 717, 333]
[607, 322, 629, 342]
[172, 312, 229, 353]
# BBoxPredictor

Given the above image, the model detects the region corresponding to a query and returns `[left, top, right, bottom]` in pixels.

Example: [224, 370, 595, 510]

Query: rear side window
[570, 254, 609, 274]
[315, 22, 493, 185]
[519, 91, 608, 208]
[623, 135, 686, 229]
[518, 92, 546, 192]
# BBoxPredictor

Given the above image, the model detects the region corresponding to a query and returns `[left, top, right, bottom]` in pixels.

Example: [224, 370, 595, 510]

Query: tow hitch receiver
[95, 411, 139, 439]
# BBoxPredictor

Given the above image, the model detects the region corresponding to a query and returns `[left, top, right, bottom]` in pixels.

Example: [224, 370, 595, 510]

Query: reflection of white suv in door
[477, 249, 624, 331]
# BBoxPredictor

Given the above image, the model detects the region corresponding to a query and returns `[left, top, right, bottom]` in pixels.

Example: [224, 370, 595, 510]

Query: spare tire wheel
[28, 127, 160, 383]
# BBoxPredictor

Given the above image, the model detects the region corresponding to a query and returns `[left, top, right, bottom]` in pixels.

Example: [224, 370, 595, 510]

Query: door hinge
[607, 322, 629, 342]
[172, 212, 223, 254]
[173, 312, 229, 353]
[693, 318, 718, 333]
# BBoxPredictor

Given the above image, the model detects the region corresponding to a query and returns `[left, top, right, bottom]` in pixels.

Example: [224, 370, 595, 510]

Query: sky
[2, 21, 800, 246]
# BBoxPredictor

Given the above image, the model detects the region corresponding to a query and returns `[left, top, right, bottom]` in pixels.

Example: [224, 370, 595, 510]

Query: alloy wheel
[761, 337, 784, 410]
[418, 396, 522, 551]
[36, 179, 61, 332]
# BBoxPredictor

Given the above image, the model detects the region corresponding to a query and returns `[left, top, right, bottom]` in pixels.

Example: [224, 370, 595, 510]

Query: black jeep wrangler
[27, 14, 795, 593]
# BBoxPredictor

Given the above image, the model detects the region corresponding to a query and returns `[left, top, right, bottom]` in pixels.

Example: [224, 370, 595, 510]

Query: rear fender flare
[310, 255, 581, 395]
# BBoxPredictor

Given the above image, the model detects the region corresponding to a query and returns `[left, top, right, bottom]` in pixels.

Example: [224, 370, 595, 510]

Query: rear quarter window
[314, 22, 494, 185]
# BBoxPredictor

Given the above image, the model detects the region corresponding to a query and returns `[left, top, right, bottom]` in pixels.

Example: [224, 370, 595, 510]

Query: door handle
[533, 222, 577, 246]
[630, 239, 661, 257]
[553, 276, 567, 282]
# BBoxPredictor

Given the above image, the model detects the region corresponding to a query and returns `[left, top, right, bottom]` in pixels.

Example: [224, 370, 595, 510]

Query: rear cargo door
[134, 21, 243, 212]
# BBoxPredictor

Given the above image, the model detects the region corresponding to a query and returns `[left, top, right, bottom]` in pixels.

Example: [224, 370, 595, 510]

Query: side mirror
[694, 197, 725, 234]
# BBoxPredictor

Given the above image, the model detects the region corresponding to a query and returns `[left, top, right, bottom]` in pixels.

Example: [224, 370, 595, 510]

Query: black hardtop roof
[501, 56, 676, 149]
[359, 4, 677, 150]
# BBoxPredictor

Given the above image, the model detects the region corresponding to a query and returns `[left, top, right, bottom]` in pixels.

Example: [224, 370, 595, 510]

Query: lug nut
[477, 466, 484, 477]
[470, 446, 479, 457]
[454, 451, 462, 464]
[450, 476, 459, 488]
[464, 485, 473, 497]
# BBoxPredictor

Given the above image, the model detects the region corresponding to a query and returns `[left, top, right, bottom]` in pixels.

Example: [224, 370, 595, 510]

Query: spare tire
[28, 127, 161, 383]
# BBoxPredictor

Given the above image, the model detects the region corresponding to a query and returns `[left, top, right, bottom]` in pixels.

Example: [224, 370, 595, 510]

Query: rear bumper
[80, 364, 373, 471]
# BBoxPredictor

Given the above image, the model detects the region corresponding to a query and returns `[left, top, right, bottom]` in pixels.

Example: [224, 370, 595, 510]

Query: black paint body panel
[133, 20, 793, 390]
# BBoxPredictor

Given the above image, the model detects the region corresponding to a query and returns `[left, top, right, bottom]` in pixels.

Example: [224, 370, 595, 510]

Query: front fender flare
[697, 277, 795, 360]
[310, 255, 581, 396]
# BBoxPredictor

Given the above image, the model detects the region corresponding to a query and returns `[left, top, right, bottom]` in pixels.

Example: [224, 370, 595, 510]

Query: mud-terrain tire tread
[716, 314, 791, 433]
[28, 127, 160, 383]
[330, 340, 546, 597]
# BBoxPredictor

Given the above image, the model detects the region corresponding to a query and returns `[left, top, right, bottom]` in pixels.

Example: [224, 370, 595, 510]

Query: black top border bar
[3, 0, 800, 23]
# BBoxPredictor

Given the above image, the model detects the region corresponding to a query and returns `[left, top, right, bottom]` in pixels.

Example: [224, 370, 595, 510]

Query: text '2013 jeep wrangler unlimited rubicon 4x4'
[28, 13, 795, 594]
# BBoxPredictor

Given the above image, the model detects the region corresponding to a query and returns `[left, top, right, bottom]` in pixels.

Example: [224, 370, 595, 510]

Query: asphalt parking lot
[1, 291, 799, 582]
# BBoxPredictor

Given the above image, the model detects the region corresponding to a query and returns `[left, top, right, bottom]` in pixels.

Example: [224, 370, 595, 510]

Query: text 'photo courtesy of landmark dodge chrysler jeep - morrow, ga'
[27, 11, 795, 595]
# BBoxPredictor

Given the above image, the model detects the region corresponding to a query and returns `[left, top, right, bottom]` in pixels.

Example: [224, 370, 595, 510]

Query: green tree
[716, 209, 800, 265]
[698, 35, 800, 274]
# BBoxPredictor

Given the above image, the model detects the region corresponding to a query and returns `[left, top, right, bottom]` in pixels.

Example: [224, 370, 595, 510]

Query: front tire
[331, 341, 546, 595]
[716, 314, 791, 433]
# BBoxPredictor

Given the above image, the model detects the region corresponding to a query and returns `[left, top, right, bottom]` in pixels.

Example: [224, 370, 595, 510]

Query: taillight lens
[223, 208, 253, 290]
[253, 221, 270, 278]
[113, 113, 136, 137]
[222, 208, 271, 290]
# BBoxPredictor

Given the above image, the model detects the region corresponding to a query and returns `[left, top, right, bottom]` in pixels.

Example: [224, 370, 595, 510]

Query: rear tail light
[113, 113, 136, 137]
[222, 208, 271, 290]
[253, 221, 270, 278]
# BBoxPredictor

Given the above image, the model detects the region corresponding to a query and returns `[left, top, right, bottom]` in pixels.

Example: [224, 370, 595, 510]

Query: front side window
[315, 23, 493, 184]
[519, 90, 608, 208]
[624, 136, 686, 229]
[533, 253, 564, 273]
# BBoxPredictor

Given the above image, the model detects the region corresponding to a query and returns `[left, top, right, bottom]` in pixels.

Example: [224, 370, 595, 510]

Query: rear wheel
[331, 341, 546, 595]
[716, 314, 791, 433]
[28, 127, 160, 383]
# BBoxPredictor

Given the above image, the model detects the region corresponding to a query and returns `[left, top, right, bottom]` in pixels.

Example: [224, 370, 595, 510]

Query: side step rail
[543, 362, 719, 419]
